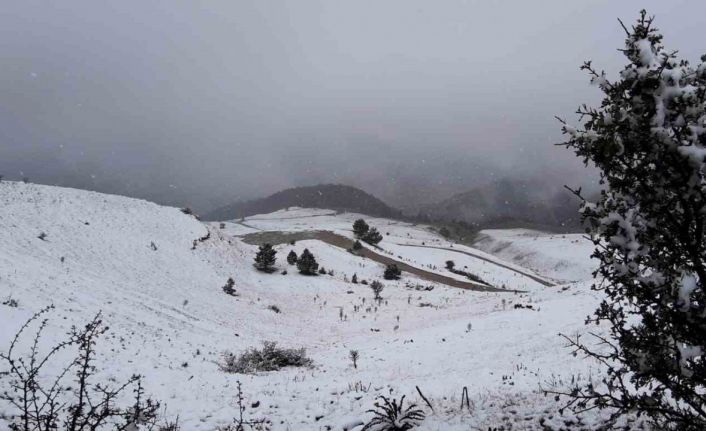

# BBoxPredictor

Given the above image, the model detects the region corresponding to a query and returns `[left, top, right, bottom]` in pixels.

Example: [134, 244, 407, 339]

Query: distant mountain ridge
[203, 184, 402, 221]
[416, 178, 584, 232]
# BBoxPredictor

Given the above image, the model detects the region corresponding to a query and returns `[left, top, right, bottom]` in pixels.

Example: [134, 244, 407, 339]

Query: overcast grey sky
[1, 1, 704, 210]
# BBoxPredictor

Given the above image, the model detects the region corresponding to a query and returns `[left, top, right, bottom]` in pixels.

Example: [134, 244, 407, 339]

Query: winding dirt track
[240, 230, 519, 293]
[392, 244, 556, 287]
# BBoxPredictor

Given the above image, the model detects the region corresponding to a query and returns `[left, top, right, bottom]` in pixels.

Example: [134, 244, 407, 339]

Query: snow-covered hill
[0, 183, 609, 430]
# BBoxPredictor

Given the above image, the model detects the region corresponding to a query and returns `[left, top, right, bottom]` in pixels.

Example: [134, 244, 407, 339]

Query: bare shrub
[0, 306, 165, 431]
[217, 381, 271, 430]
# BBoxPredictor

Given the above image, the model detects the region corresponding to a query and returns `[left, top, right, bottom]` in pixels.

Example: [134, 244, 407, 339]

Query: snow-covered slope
[0, 183, 609, 430]
[473, 229, 596, 282]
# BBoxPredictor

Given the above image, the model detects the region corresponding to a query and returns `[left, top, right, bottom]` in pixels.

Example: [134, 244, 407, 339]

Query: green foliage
[296, 248, 319, 275]
[353, 219, 370, 238]
[286, 250, 298, 265]
[253, 243, 277, 272]
[383, 264, 401, 280]
[362, 227, 383, 245]
[555, 10, 706, 428]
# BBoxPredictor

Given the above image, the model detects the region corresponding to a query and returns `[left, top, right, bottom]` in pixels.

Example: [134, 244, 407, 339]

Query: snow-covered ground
[0, 183, 610, 430]
[473, 229, 596, 283]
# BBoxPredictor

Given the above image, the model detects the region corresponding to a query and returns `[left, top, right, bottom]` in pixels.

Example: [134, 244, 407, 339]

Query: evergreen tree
[353, 240, 363, 251]
[352, 273, 358, 284]
[297, 248, 319, 275]
[353, 219, 369, 238]
[554, 10, 706, 428]
[222, 277, 236, 296]
[445, 260, 455, 270]
[287, 250, 298, 265]
[362, 227, 383, 245]
[383, 264, 401, 280]
[253, 243, 276, 272]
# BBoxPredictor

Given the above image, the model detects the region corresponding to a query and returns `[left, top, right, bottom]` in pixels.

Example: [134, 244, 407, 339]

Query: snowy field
[0, 183, 614, 430]
[473, 229, 596, 283]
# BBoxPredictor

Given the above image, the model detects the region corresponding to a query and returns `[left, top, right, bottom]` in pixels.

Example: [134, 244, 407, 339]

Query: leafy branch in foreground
[551, 10, 706, 429]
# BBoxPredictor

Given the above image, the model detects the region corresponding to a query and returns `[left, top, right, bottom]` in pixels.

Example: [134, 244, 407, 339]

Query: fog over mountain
[2, 1, 705, 211]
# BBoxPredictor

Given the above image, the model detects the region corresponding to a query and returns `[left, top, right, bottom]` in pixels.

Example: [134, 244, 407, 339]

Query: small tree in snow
[253, 243, 276, 273]
[383, 264, 401, 280]
[352, 273, 358, 284]
[353, 240, 363, 251]
[445, 260, 455, 270]
[353, 219, 370, 238]
[363, 228, 383, 245]
[554, 10, 706, 428]
[370, 280, 384, 302]
[222, 277, 236, 296]
[286, 250, 298, 265]
[349, 350, 359, 369]
[297, 248, 319, 275]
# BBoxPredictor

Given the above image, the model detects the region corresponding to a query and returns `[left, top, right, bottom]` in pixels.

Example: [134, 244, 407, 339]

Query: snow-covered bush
[220, 342, 312, 374]
[361, 395, 425, 431]
[556, 10, 706, 428]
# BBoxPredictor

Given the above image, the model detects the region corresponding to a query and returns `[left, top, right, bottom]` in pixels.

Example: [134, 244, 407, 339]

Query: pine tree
[297, 248, 319, 275]
[353, 219, 369, 238]
[222, 277, 236, 296]
[383, 264, 401, 280]
[253, 243, 276, 273]
[287, 250, 298, 265]
[353, 240, 363, 251]
[445, 260, 455, 270]
[362, 227, 383, 245]
[554, 10, 706, 428]
[352, 273, 358, 284]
